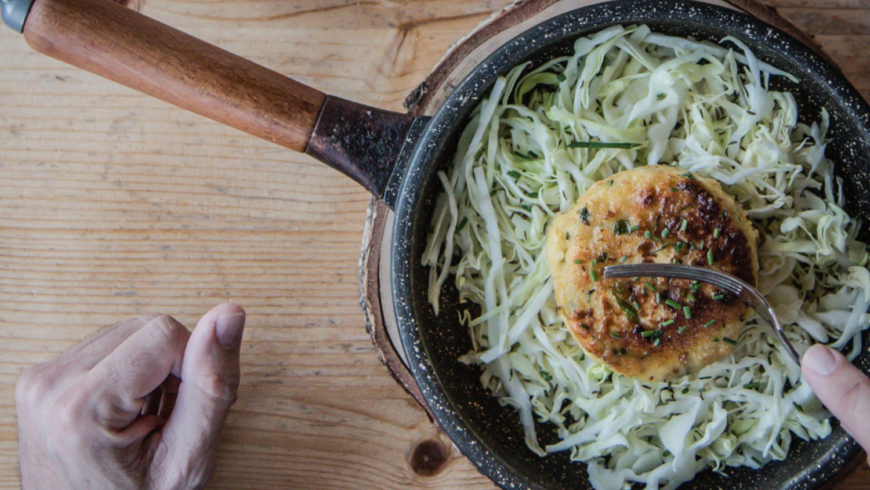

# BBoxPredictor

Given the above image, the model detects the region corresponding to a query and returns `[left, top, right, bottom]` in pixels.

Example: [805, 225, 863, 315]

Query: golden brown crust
[546, 166, 759, 381]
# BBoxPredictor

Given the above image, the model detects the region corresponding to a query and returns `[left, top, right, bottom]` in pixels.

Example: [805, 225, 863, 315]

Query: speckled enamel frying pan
[4, 0, 869, 487]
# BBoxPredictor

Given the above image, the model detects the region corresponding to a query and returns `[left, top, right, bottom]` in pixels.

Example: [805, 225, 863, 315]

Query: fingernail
[215, 313, 245, 350]
[803, 345, 838, 376]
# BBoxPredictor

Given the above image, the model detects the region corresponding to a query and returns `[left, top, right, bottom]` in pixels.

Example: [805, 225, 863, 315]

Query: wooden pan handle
[23, 0, 326, 152]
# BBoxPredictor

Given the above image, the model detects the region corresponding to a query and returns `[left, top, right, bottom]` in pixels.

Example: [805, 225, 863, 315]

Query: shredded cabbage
[423, 25, 870, 489]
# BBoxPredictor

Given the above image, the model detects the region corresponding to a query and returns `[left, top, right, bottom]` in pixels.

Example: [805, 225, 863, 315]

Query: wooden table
[0, 0, 868, 488]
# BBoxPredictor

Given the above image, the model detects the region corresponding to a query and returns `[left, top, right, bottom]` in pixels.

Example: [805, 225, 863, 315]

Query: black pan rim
[391, 1, 870, 488]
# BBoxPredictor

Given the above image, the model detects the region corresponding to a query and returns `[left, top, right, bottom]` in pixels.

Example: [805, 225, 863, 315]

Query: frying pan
[3, 0, 870, 487]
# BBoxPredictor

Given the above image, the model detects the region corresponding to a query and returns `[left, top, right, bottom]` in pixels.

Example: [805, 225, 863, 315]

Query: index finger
[86, 314, 190, 429]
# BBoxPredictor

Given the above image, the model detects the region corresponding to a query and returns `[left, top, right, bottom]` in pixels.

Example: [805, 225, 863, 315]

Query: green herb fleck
[656, 292, 661, 304]
[743, 382, 761, 389]
[516, 152, 534, 161]
[653, 337, 661, 347]
[704, 320, 716, 329]
[663, 450, 671, 457]
[687, 294, 696, 303]
[507, 170, 521, 179]
[608, 180, 614, 187]
[661, 319, 675, 327]
[645, 281, 658, 293]
[590, 269, 598, 282]
[662, 229, 670, 239]
[611, 331, 622, 340]
[657, 93, 666, 99]
[682, 387, 689, 394]
[580, 206, 590, 224]
[677, 326, 688, 334]
[751, 456, 763, 465]
[556, 73, 567, 82]
[670, 187, 679, 192]
[614, 296, 640, 323]
[681, 219, 688, 232]
[683, 306, 692, 319]
[793, 402, 804, 413]
[707, 248, 714, 265]
[565, 231, 570, 240]
[644, 230, 651, 239]
[580, 323, 590, 330]
[714, 227, 721, 238]
[723, 337, 738, 345]
[574, 259, 583, 264]
[630, 225, 640, 232]
[680, 172, 697, 180]
[713, 294, 724, 301]
[665, 299, 682, 309]
[690, 281, 700, 293]
[614, 219, 630, 235]
[456, 217, 468, 232]
[541, 370, 553, 381]
[714, 337, 720, 342]
[641, 330, 657, 338]
[528, 191, 539, 198]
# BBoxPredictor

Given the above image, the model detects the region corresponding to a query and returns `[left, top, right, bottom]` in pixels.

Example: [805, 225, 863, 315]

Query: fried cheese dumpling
[545, 166, 759, 381]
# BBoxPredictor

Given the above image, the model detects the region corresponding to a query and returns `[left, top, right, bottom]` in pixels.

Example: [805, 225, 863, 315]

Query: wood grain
[24, 0, 326, 152]
[0, 0, 868, 488]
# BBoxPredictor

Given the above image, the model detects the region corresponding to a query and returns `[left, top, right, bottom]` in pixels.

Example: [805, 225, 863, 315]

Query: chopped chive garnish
[580, 323, 590, 330]
[630, 225, 640, 232]
[568, 141, 639, 149]
[681, 219, 688, 232]
[621, 256, 628, 262]
[699, 388, 706, 394]
[670, 187, 679, 192]
[665, 299, 682, 309]
[611, 331, 622, 340]
[663, 450, 671, 457]
[687, 294, 696, 303]
[714, 227, 721, 238]
[516, 152, 534, 161]
[723, 337, 738, 345]
[714, 337, 720, 342]
[682, 387, 689, 394]
[641, 330, 657, 338]
[566, 231, 570, 240]
[490, 189, 498, 196]
[632, 300, 641, 310]
[574, 259, 583, 264]
[541, 370, 553, 381]
[482, 334, 488, 340]
[614, 219, 630, 235]
[528, 191, 539, 198]
[699, 242, 705, 250]
[713, 294, 725, 301]
[580, 207, 590, 224]
[651, 243, 670, 254]
[556, 73, 567, 82]
[614, 296, 640, 323]
[590, 269, 598, 282]
[656, 292, 661, 304]
[661, 319, 675, 327]
[528, 150, 539, 158]
[683, 306, 692, 319]
[707, 248, 714, 265]
[456, 217, 468, 232]
[615, 283, 624, 295]
[608, 180, 614, 187]
[507, 170, 521, 179]
[653, 338, 661, 347]
[677, 326, 688, 334]
[743, 382, 761, 389]
[644, 231, 651, 239]
[645, 281, 658, 293]
[662, 229, 670, 239]
[657, 93, 666, 99]
[690, 281, 700, 293]
[704, 320, 716, 329]
[653, 236, 662, 243]
[681, 172, 696, 180]
[675, 242, 683, 253]
[751, 456, 763, 465]
[793, 402, 804, 413]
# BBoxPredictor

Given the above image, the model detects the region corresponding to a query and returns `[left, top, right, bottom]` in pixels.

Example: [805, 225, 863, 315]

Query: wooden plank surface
[0, 0, 868, 488]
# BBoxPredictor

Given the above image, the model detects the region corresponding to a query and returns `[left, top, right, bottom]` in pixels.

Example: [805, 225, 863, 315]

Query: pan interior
[391, 1, 870, 488]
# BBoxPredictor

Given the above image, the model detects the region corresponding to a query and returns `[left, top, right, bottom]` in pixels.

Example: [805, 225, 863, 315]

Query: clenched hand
[15, 303, 245, 489]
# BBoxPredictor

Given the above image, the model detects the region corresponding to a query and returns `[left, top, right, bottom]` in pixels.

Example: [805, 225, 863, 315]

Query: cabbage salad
[423, 25, 870, 490]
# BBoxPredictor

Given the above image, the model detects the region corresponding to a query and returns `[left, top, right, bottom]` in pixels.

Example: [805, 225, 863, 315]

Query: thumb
[802, 344, 870, 456]
[155, 303, 245, 488]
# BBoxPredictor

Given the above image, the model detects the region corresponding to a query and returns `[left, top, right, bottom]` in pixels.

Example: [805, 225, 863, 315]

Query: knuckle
[194, 370, 240, 405]
[149, 314, 186, 341]
[48, 392, 88, 449]
[842, 376, 870, 414]
[15, 366, 53, 409]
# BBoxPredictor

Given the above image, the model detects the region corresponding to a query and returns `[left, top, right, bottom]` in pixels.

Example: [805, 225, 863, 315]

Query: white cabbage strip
[423, 24, 870, 489]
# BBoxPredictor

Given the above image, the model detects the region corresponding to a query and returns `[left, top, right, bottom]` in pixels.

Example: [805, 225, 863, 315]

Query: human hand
[15, 303, 246, 490]
[802, 344, 870, 463]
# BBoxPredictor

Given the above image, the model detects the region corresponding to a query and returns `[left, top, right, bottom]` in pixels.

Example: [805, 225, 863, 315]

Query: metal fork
[603, 263, 801, 366]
